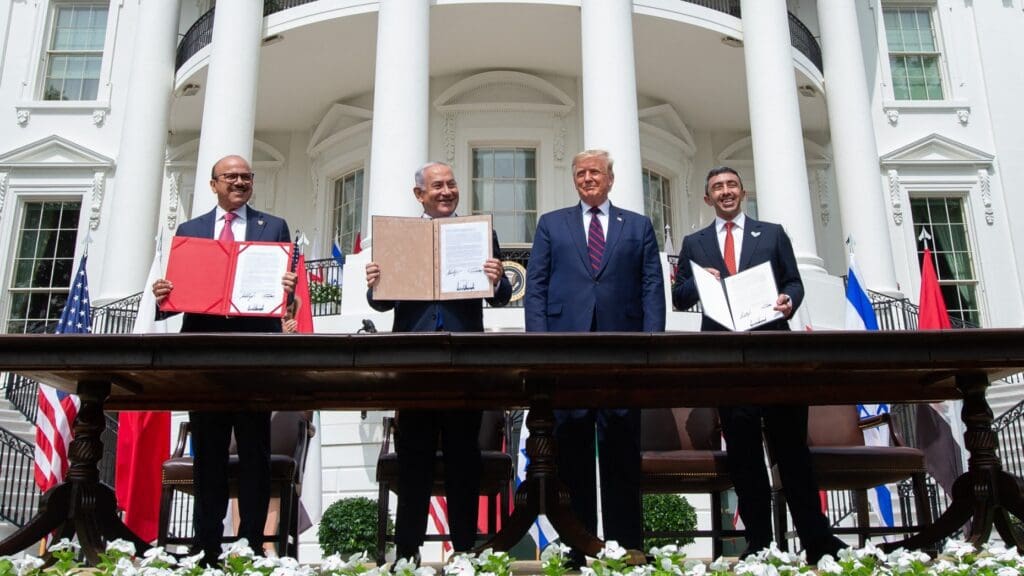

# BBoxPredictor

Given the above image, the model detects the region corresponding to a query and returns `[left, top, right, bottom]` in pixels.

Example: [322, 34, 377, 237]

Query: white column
[740, 0, 822, 269]
[191, 0, 263, 215]
[99, 0, 181, 301]
[365, 0, 430, 242]
[580, 0, 644, 214]
[818, 0, 900, 294]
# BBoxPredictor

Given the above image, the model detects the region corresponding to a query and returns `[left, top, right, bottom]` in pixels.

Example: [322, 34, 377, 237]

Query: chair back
[228, 411, 314, 455]
[641, 408, 721, 451]
[807, 405, 864, 447]
[478, 410, 506, 451]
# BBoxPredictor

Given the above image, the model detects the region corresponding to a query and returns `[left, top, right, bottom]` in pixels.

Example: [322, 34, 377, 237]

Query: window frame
[468, 145, 539, 246]
[331, 167, 366, 255]
[641, 166, 674, 251]
[3, 194, 87, 334]
[908, 194, 981, 327]
[23, 0, 118, 109]
[875, 1, 961, 108]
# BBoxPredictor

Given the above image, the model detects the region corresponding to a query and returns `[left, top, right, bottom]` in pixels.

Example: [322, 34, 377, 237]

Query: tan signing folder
[372, 214, 494, 301]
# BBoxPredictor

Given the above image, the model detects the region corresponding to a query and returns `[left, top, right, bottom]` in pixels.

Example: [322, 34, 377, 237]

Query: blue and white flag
[516, 410, 558, 551]
[845, 254, 878, 331]
[331, 241, 346, 268]
[846, 253, 894, 529]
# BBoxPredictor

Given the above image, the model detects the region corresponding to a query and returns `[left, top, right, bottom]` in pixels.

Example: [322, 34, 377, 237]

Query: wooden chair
[158, 411, 315, 558]
[641, 407, 739, 558]
[771, 405, 932, 549]
[375, 410, 513, 564]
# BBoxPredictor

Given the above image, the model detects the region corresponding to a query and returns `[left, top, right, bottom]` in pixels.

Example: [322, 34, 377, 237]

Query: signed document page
[690, 260, 782, 331]
[437, 216, 493, 300]
[161, 237, 291, 317]
[723, 261, 783, 331]
[230, 243, 291, 316]
[372, 215, 493, 301]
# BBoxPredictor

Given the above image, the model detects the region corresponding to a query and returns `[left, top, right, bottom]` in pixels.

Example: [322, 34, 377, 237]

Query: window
[642, 168, 672, 250]
[471, 147, 537, 244]
[910, 197, 979, 326]
[7, 202, 82, 334]
[42, 4, 108, 101]
[332, 169, 364, 254]
[884, 7, 944, 101]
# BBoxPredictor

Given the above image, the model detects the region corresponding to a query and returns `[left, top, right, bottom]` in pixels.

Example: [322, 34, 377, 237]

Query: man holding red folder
[152, 155, 297, 564]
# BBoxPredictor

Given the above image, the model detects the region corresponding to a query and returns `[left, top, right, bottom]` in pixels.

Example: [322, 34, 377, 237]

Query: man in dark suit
[672, 166, 844, 562]
[152, 155, 296, 563]
[524, 149, 665, 565]
[365, 161, 512, 561]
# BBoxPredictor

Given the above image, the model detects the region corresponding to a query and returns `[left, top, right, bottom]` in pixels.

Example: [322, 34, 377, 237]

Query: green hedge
[643, 493, 698, 550]
[318, 496, 392, 557]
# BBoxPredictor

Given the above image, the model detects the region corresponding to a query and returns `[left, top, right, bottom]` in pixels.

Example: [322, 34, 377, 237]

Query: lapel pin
[257, 219, 265, 226]
[751, 231, 761, 237]
[616, 216, 623, 222]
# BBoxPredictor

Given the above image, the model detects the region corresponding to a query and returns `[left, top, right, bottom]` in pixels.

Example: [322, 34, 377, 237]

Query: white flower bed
[1, 538, 1017, 576]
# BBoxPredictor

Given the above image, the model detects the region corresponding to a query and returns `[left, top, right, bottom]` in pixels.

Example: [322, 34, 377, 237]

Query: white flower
[580, 567, 597, 576]
[13, 556, 44, 576]
[106, 539, 137, 557]
[443, 555, 475, 576]
[836, 548, 857, 562]
[112, 556, 137, 576]
[816, 555, 843, 575]
[138, 567, 177, 576]
[628, 565, 653, 576]
[599, 540, 628, 561]
[178, 552, 207, 570]
[943, 540, 976, 560]
[141, 546, 178, 567]
[652, 544, 679, 557]
[221, 538, 256, 559]
[998, 567, 1021, 576]
[48, 538, 80, 553]
[685, 561, 707, 576]
[709, 557, 732, 573]
[541, 543, 571, 562]
[254, 556, 281, 570]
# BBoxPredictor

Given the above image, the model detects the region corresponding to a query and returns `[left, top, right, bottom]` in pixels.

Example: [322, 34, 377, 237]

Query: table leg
[884, 372, 1024, 551]
[0, 381, 148, 564]
[478, 395, 605, 558]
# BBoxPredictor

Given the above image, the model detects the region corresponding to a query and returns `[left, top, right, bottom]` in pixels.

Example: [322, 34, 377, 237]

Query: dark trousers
[719, 404, 838, 556]
[189, 410, 271, 558]
[554, 408, 643, 552]
[395, 409, 483, 555]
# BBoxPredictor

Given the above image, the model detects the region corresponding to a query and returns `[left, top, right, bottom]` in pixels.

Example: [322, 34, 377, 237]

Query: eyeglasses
[215, 172, 255, 183]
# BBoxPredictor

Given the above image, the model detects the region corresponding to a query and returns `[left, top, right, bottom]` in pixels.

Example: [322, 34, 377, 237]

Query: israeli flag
[846, 254, 895, 529]
[516, 411, 559, 550]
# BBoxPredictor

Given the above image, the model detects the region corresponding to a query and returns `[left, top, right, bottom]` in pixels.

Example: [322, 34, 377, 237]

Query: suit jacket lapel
[739, 217, 762, 272]
[245, 206, 266, 242]
[598, 204, 625, 277]
[697, 223, 727, 274]
[564, 205, 592, 275]
[199, 209, 217, 239]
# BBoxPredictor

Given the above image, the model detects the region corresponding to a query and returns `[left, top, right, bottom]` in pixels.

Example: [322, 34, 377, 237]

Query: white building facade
[1, 0, 1023, 560]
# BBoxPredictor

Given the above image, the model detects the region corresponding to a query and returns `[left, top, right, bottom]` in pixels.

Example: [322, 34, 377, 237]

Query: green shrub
[318, 496, 392, 557]
[643, 493, 698, 550]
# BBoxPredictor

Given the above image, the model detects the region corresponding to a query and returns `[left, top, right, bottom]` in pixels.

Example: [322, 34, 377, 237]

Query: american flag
[34, 254, 88, 492]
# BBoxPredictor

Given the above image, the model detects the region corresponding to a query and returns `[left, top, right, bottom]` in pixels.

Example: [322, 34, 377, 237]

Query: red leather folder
[160, 236, 292, 317]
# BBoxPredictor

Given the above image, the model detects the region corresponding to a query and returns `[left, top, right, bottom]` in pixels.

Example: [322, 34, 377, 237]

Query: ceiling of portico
[169, 3, 828, 135]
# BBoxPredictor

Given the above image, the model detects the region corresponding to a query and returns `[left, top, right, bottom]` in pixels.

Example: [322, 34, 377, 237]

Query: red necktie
[588, 206, 605, 272]
[724, 221, 737, 276]
[219, 212, 236, 243]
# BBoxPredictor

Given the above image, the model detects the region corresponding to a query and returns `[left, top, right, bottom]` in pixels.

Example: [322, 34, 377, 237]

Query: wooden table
[1, 330, 1022, 562]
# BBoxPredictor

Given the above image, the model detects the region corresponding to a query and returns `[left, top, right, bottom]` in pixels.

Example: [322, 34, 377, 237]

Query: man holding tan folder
[365, 162, 512, 561]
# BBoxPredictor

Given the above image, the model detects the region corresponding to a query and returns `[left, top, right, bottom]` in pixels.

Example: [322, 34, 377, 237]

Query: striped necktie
[588, 206, 605, 273]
